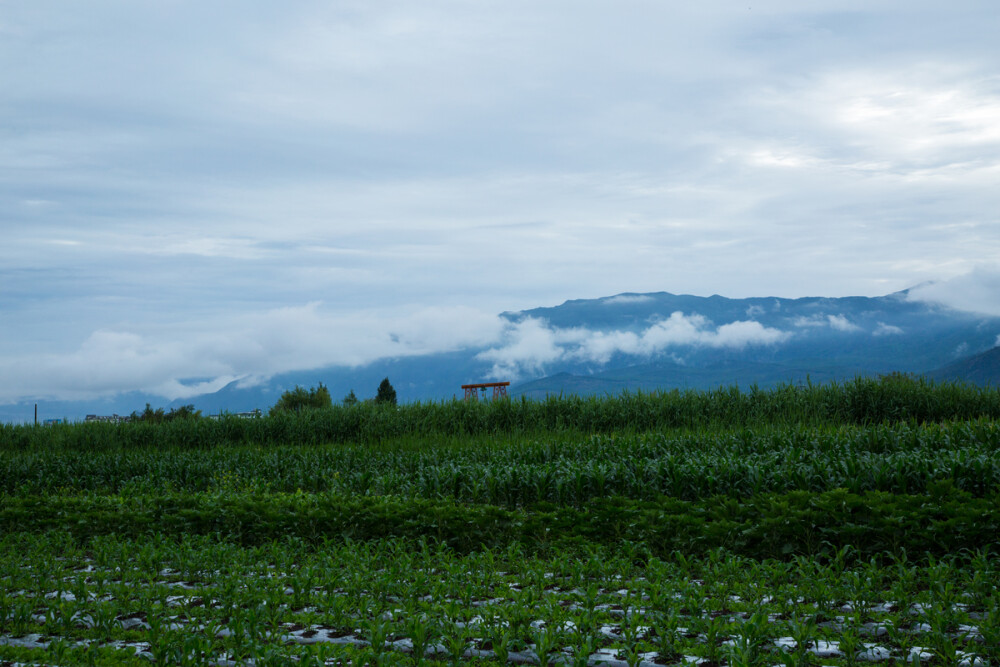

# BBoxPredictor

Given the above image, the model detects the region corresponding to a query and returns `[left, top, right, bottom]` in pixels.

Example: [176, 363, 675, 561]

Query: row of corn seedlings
[2, 534, 996, 666]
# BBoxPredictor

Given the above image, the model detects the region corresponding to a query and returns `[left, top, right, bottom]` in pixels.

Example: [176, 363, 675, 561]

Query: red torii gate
[461, 381, 510, 401]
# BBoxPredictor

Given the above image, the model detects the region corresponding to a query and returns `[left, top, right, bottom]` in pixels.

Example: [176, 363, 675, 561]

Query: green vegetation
[375, 376, 398, 406]
[342, 389, 359, 406]
[269, 383, 333, 415]
[1, 376, 997, 664]
[5, 375, 1000, 451]
[130, 402, 202, 423]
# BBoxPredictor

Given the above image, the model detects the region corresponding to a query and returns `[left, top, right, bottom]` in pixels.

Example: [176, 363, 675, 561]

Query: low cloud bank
[907, 268, 1000, 317]
[0, 303, 801, 403]
[874, 322, 904, 336]
[793, 314, 861, 332]
[479, 312, 791, 380]
[603, 295, 654, 305]
[0, 304, 507, 404]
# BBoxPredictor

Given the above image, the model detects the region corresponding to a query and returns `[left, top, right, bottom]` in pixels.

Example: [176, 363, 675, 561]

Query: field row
[4, 377, 999, 452]
[1, 535, 996, 666]
[3, 421, 999, 502]
[2, 487, 999, 560]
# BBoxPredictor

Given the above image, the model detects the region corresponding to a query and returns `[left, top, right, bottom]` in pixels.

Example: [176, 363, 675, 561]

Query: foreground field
[0, 534, 995, 666]
[1, 378, 998, 665]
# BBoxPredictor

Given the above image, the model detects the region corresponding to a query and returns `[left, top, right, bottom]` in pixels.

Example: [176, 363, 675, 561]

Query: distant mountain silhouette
[3, 289, 999, 422]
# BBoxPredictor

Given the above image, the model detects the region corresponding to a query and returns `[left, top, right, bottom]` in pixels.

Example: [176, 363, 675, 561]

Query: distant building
[208, 410, 262, 420]
[84, 414, 130, 423]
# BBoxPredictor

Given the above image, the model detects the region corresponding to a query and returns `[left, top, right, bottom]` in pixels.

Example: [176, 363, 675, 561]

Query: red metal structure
[461, 381, 510, 401]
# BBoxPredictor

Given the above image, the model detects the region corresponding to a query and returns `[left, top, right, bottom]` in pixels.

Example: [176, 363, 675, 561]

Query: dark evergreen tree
[375, 377, 397, 406]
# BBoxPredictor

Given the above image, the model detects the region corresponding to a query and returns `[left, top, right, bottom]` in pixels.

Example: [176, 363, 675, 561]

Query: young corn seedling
[649, 609, 685, 664]
[442, 619, 474, 662]
[786, 614, 818, 661]
[926, 627, 962, 665]
[360, 614, 393, 658]
[619, 613, 650, 667]
[484, 616, 514, 664]
[836, 624, 862, 667]
[698, 614, 732, 666]
[726, 633, 770, 667]
[404, 613, 442, 660]
[530, 622, 566, 667]
[46, 637, 73, 665]
[568, 625, 603, 667]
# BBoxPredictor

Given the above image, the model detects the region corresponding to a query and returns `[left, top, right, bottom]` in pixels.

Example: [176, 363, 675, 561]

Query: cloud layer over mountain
[479, 313, 792, 379]
[907, 268, 1000, 317]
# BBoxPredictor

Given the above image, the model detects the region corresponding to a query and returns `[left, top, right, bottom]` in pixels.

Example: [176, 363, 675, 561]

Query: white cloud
[907, 267, 1000, 316]
[476, 318, 589, 380]
[793, 315, 826, 328]
[873, 322, 904, 336]
[713, 320, 791, 347]
[826, 315, 860, 332]
[603, 294, 654, 305]
[0, 303, 508, 403]
[792, 314, 860, 332]
[479, 312, 790, 380]
[750, 65, 1000, 181]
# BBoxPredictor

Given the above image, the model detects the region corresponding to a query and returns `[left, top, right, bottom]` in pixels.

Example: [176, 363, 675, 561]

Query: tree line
[269, 378, 396, 415]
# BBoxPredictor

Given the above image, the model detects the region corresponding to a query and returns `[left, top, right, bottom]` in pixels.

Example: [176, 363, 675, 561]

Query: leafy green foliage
[130, 403, 202, 423]
[2, 488, 997, 560]
[269, 383, 332, 415]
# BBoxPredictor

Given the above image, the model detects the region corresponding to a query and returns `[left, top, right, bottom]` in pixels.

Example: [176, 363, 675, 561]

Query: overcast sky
[2, 1, 999, 403]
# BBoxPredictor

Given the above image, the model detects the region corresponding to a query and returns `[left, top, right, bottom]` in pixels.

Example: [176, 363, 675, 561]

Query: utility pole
[34, 403, 38, 426]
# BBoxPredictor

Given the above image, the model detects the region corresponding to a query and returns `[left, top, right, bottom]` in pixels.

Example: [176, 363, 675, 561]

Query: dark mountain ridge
[2, 289, 997, 422]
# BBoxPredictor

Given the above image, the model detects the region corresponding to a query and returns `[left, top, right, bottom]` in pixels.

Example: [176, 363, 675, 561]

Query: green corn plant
[442, 619, 474, 662]
[404, 612, 441, 660]
[925, 627, 961, 665]
[90, 603, 121, 639]
[529, 622, 566, 667]
[786, 614, 818, 661]
[649, 609, 685, 664]
[360, 614, 393, 657]
[619, 615, 650, 667]
[836, 624, 862, 667]
[726, 632, 770, 667]
[698, 615, 732, 666]
[565, 619, 602, 667]
[484, 615, 514, 664]
[46, 637, 73, 665]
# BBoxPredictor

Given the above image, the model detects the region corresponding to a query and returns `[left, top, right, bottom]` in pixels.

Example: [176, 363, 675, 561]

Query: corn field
[1, 377, 997, 665]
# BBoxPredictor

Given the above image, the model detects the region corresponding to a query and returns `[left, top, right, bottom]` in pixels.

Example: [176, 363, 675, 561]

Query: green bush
[269, 383, 333, 415]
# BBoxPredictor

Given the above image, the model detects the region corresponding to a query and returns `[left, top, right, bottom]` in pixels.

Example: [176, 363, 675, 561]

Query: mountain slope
[3, 289, 998, 422]
[928, 346, 1000, 386]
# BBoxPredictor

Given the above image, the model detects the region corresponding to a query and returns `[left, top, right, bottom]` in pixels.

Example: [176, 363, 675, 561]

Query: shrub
[270, 384, 332, 415]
